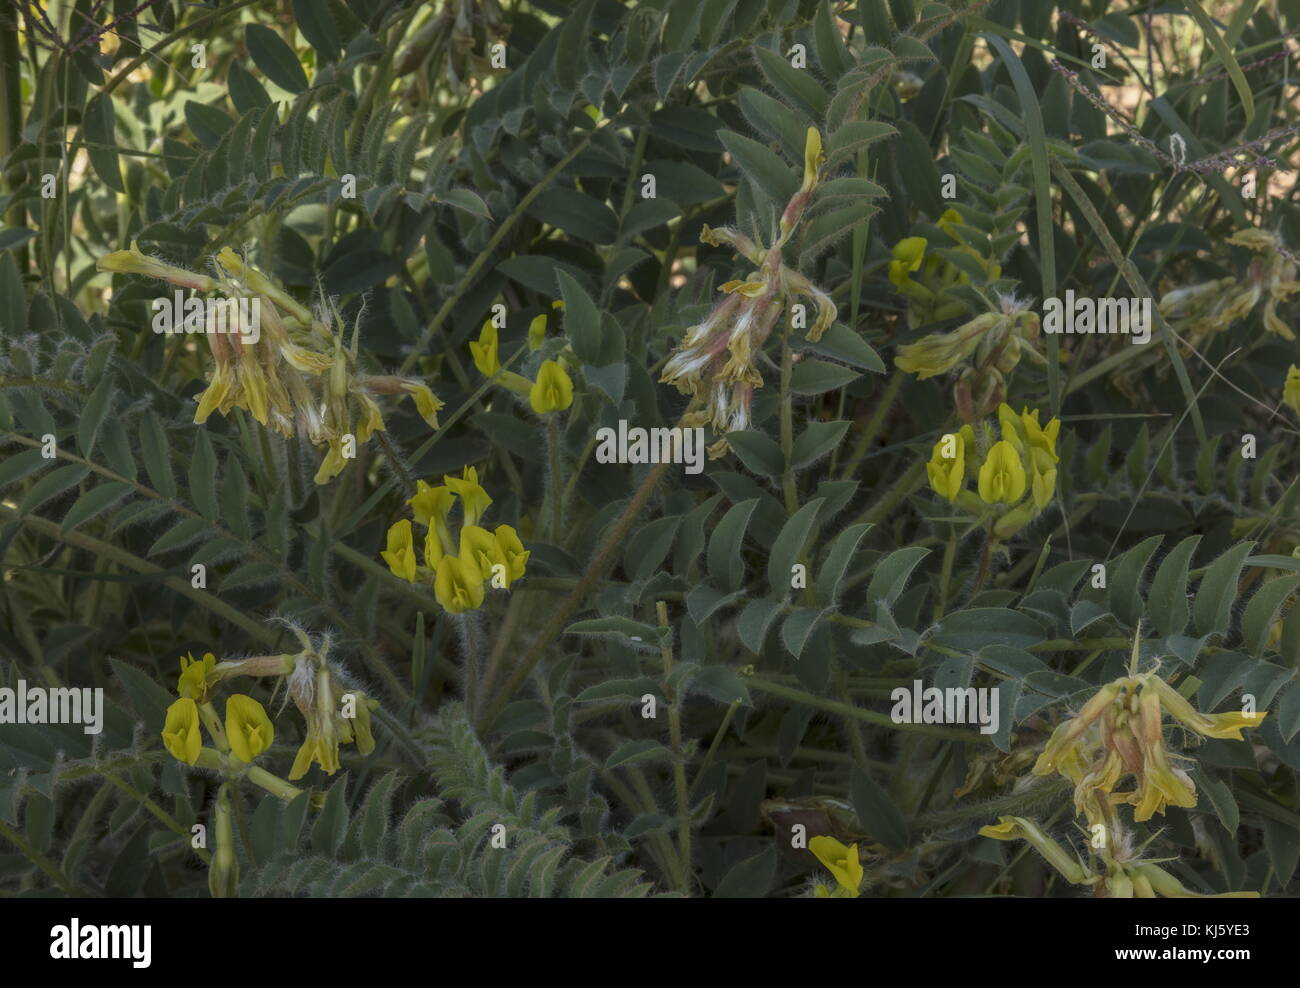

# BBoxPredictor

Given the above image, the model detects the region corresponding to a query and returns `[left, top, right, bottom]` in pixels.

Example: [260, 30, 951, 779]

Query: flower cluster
[887, 209, 1002, 327]
[979, 669, 1267, 897]
[468, 310, 575, 414]
[160, 636, 379, 784]
[380, 466, 528, 613]
[97, 243, 442, 484]
[660, 128, 838, 458]
[896, 291, 1043, 421]
[925, 403, 1062, 539]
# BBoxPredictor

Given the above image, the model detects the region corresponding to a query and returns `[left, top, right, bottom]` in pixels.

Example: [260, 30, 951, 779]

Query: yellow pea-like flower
[445, 466, 492, 528]
[808, 836, 863, 898]
[529, 359, 573, 414]
[926, 433, 965, 501]
[177, 651, 217, 701]
[225, 694, 274, 762]
[528, 313, 547, 351]
[435, 554, 486, 613]
[493, 524, 530, 585]
[469, 321, 501, 377]
[888, 237, 928, 289]
[977, 440, 1027, 505]
[460, 525, 509, 586]
[399, 380, 444, 429]
[162, 697, 202, 765]
[380, 519, 418, 583]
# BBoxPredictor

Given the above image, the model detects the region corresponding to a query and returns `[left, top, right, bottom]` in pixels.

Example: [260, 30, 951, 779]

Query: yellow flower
[445, 466, 493, 528]
[888, 237, 928, 289]
[469, 321, 501, 377]
[1136, 863, 1260, 898]
[380, 519, 418, 582]
[530, 359, 574, 413]
[926, 433, 965, 501]
[977, 816, 1092, 885]
[894, 311, 997, 379]
[407, 480, 456, 532]
[493, 524, 529, 585]
[338, 691, 377, 754]
[288, 731, 341, 780]
[977, 439, 1027, 504]
[937, 207, 963, 239]
[460, 525, 509, 586]
[177, 651, 217, 701]
[423, 525, 446, 569]
[808, 835, 863, 898]
[528, 313, 547, 351]
[355, 393, 386, 443]
[314, 437, 348, 485]
[1285, 365, 1300, 416]
[434, 554, 486, 613]
[400, 380, 444, 429]
[194, 365, 232, 424]
[225, 694, 274, 762]
[161, 698, 202, 765]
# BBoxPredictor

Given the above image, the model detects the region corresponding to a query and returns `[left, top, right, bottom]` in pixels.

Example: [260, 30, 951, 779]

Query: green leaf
[753, 44, 828, 118]
[1185, 0, 1254, 124]
[738, 598, 783, 653]
[767, 498, 824, 595]
[605, 739, 671, 769]
[1241, 575, 1300, 656]
[61, 482, 132, 532]
[708, 498, 760, 592]
[139, 413, 176, 498]
[1194, 542, 1254, 637]
[438, 188, 491, 219]
[816, 523, 872, 605]
[1108, 535, 1162, 627]
[20, 464, 88, 513]
[1148, 535, 1201, 638]
[310, 775, 349, 855]
[527, 188, 617, 245]
[825, 119, 898, 169]
[227, 61, 271, 114]
[717, 130, 798, 204]
[1191, 768, 1239, 834]
[81, 94, 123, 193]
[564, 616, 667, 647]
[713, 846, 776, 897]
[789, 358, 862, 394]
[148, 517, 211, 556]
[737, 87, 807, 160]
[556, 270, 602, 364]
[188, 430, 219, 522]
[726, 430, 784, 477]
[934, 608, 1046, 649]
[76, 374, 113, 459]
[293, 0, 342, 61]
[246, 24, 309, 94]
[864, 546, 929, 608]
[791, 420, 850, 469]
[851, 766, 908, 850]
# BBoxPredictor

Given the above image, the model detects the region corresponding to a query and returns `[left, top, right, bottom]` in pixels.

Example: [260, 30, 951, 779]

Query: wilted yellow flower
[289, 732, 341, 780]
[808, 835, 863, 898]
[434, 554, 486, 613]
[977, 440, 1026, 504]
[400, 381, 444, 429]
[927, 433, 965, 501]
[445, 466, 492, 527]
[469, 321, 501, 377]
[162, 698, 202, 765]
[530, 359, 574, 413]
[380, 519, 419, 583]
[177, 651, 217, 701]
[225, 694, 274, 762]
